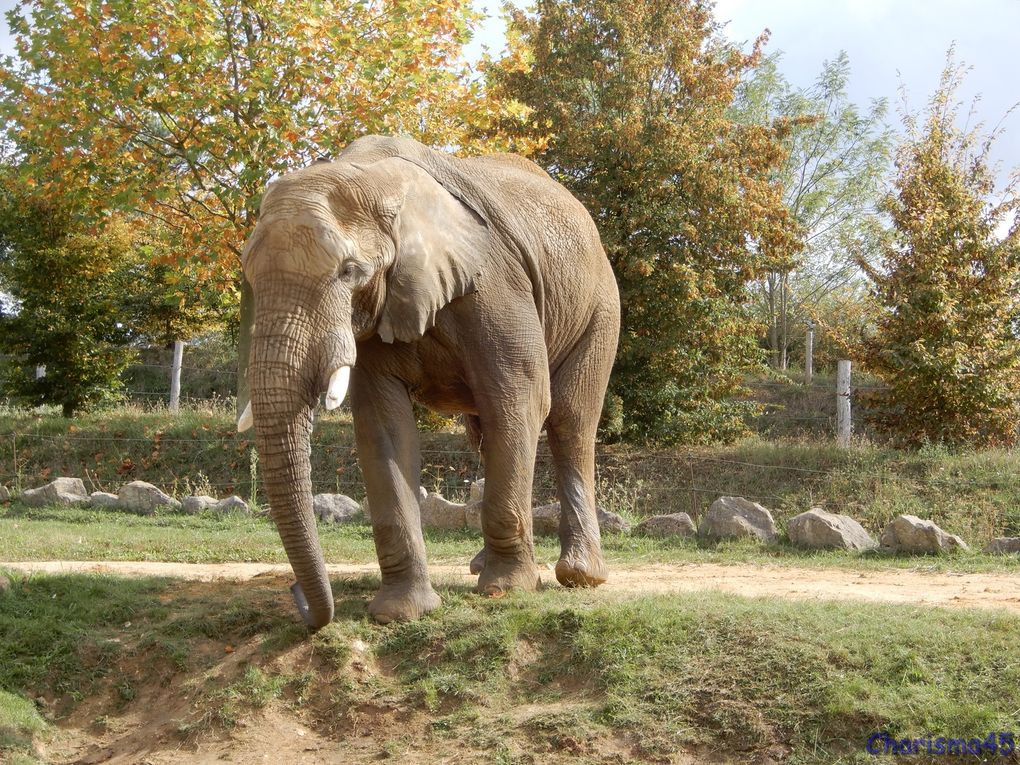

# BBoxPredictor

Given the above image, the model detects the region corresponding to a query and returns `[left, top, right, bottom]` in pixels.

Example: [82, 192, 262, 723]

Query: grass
[3, 406, 1020, 548]
[1, 569, 1018, 764]
[2, 502, 1019, 574]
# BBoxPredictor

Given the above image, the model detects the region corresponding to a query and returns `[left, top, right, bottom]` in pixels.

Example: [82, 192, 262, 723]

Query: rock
[465, 500, 483, 531]
[181, 495, 218, 514]
[532, 502, 561, 535]
[983, 537, 1020, 555]
[21, 477, 89, 507]
[0, 485, 10, 501]
[787, 508, 877, 551]
[215, 495, 249, 515]
[117, 481, 180, 514]
[598, 507, 630, 533]
[634, 513, 697, 539]
[698, 496, 778, 543]
[313, 493, 361, 524]
[531, 502, 630, 535]
[419, 492, 467, 530]
[469, 478, 485, 503]
[879, 514, 968, 554]
[88, 491, 120, 509]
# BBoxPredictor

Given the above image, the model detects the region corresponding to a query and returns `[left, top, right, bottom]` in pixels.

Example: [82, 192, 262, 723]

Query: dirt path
[5, 559, 1020, 613]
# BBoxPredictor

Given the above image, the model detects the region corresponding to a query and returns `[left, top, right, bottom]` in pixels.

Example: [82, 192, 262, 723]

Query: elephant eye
[339, 262, 357, 281]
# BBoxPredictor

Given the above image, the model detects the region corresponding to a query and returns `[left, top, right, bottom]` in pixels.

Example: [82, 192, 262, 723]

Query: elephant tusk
[237, 401, 254, 432]
[324, 366, 351, 410]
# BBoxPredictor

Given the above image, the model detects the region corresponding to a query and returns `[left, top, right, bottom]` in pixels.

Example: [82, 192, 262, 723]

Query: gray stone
[532, 502, 561, 535]
[698, 496, 778, 543]
[465, 500, 483, 531]
[983, 537, 1020, 555]
[117, 480, 181, 515]
[531, 502, 630, 535]
[597, 507, 630, 533]
[0, 485, 10, 501]
[215, 495, 249, 515]
[181, 495, 218, 514]
[88, 491, 120, 509]
[21, 477, 89, 507]
[419, 492, 467, 530]
[313, 493, 361, 524]
[879, 514, 969, 554]
[469, 478, 485, 503]
[787, 508, 877, 551]
[634, 513, 697, 539]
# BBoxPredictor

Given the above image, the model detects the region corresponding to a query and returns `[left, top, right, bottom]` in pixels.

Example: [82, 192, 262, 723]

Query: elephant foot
[469, 546, 487, 575]
[368, 579, 441, 624]
[555, 544, 608, 588]
[475, 554, 541, 597]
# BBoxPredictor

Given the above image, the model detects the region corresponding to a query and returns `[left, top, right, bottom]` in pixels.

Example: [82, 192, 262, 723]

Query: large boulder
[465, 500, 483, 531]
[531, 502, 630, 535]
[879, 515, 968, 554]
[215, 495, 250, 515]
[21, 477, 89, 507]
[88, 491, 120, 509]
[532, 503, 561, 535]
[634, 513, 697, 539]
[698, 496, 778, 543]
[313, 493, 361, 524]
[419, 492, 467, 530]
[983, 537, 1020, 555]
[181, 495, 218, 514]
[118, 481, 181, 514]
[469, 478, 485, 503]
[787, 508, 877, 551]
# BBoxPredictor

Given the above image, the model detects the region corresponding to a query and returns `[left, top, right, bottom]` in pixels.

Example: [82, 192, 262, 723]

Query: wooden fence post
[804, 321, 814, 385]
[836, 360, 852, 447]
[169, 340, 185, 413]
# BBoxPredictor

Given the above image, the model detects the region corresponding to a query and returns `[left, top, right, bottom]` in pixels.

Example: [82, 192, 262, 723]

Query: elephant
[237, 134, 620, 628]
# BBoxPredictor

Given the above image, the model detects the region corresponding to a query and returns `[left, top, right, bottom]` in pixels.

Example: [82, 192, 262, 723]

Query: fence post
[804, 321, 814, 385]
[169, 340, 185, 412]
[836, 360, 852, 447]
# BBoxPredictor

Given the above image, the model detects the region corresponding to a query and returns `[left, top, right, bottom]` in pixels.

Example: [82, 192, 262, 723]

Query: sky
[468, 0, 1020, 188]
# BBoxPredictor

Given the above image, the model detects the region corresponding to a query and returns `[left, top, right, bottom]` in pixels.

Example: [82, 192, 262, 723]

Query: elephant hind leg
[547, 305, 617, 588]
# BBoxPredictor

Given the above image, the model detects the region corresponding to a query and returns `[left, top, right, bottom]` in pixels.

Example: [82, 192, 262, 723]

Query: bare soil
[7, 559, 1019, 765]
[6, 558, 1020, 613]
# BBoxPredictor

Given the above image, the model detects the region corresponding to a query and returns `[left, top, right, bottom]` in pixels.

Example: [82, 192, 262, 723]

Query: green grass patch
[1, 569, 1017, 764]
[3, 502, 1019, 574]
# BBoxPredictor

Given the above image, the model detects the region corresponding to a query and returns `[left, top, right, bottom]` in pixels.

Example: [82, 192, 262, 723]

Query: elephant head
[236, 145, 490, 628]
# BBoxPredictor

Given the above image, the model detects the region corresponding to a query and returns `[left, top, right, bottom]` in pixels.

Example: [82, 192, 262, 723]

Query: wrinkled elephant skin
[238, 135, 620, 628]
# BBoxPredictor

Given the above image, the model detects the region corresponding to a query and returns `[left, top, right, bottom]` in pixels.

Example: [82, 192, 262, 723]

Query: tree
[859, 53, 1020, 447]
[0, 185, 141, 416]
[487, 0, 800, 443]
[0, 0, 531, 280]
[733, 52, 892, 372]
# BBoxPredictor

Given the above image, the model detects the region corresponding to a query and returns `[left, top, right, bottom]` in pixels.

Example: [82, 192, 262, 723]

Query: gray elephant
[237, 135, 619, 628]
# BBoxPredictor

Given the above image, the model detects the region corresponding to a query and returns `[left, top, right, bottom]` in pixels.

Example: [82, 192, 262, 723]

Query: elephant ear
[374, 158, 491, 344]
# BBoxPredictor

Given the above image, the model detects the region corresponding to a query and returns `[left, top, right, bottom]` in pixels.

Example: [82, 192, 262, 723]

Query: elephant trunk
[249, 311, 335, 629]
[255, 408, 334, 629]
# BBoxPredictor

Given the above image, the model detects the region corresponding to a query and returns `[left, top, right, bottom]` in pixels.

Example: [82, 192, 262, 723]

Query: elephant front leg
[351, 369, 440, 623]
